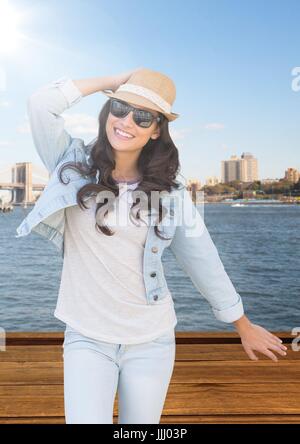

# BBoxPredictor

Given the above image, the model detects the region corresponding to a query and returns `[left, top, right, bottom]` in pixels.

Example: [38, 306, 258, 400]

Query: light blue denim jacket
[15, 77, 244, 323]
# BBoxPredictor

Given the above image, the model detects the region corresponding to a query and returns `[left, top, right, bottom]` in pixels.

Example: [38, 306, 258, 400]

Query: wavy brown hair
[57, 98, 181, 240]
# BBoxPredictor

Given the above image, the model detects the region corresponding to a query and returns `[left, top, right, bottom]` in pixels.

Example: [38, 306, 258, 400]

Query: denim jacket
[15, 77, 244, 323]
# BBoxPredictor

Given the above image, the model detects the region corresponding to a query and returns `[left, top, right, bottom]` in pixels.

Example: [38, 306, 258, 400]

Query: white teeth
[115, 128, 134, 138]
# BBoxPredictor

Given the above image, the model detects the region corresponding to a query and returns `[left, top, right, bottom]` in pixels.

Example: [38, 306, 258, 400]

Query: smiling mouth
[114, 127, 135, 139]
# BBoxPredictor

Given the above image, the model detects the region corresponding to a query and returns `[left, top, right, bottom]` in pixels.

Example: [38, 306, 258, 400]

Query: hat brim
[100, 90, 179, 122]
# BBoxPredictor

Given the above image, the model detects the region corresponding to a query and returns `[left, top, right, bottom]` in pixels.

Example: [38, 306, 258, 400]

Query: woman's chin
[111, 143, 132, 151]
[109, 137, 137, 151]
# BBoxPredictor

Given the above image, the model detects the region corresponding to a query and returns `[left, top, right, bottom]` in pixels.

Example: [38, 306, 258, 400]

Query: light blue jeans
[62, 324, 176, 424]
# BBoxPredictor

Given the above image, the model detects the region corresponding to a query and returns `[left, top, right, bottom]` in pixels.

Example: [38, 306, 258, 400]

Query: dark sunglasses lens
[111, 100, 128, 117]
[110, 99, 157, 128]
[133, 109, 154, 128]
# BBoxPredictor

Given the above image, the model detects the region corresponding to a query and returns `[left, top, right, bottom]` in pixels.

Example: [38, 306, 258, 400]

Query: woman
[16, 67, 287, 424]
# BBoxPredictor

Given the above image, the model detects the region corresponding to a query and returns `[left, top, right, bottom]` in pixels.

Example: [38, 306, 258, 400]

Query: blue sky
[0, 0, 299, 184]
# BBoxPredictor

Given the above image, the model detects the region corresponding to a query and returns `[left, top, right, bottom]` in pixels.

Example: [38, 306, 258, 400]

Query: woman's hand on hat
[111, 67, 144, 92]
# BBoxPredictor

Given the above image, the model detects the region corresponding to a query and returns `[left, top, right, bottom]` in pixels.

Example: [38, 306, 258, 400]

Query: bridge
[0, 163, 49, 205]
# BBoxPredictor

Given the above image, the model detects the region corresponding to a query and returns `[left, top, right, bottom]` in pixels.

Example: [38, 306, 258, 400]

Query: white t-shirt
[54, 180, 177, 344]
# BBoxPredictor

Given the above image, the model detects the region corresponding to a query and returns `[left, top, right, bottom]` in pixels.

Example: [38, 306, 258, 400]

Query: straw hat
[100, 68, 180, 122]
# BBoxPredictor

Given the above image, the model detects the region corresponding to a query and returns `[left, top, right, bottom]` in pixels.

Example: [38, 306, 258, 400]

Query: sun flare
[0, 0, 21, 53]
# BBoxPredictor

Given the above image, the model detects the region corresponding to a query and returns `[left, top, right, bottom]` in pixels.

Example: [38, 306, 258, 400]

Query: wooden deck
[0, 331, 299, 424]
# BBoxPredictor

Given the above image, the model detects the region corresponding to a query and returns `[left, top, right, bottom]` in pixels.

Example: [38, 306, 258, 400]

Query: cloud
[16, 122, 30, 134]
[0, 100, 11, 107]
[16, 112, 98, 137]
[203, 123, 225, 130]
[62, 112, 99, 136]
[169, 128, 191, 140]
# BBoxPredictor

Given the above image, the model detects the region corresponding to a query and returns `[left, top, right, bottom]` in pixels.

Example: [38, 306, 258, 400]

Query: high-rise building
[221, 155, 239, 183]
[221, 152, 258, 183]
[240, 152, 259, 182]
[285, 168, 300, 183]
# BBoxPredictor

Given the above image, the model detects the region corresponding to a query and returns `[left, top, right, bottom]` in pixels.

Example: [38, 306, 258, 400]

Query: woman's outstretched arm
[169, 187, 287, 361]
[170, 187, 244, 323]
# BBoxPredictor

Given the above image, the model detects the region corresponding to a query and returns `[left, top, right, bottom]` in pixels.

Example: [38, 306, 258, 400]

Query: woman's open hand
[237, 322, 288, 362]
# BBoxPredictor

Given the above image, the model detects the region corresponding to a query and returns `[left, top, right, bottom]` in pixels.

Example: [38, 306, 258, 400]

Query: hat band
[117, 84, 172, 114]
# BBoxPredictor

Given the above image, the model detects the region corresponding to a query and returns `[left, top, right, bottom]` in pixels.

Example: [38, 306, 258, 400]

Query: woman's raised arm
[27, 76, 115, 175]
[27, 69, 142, 174]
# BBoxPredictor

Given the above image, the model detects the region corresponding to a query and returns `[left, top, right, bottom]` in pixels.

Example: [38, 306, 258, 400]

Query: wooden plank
[0, 385, 63, 417]
[172, 361, 300, 383]
[175, 344, 300, 361]
[3, 331, 294, 345]
[0, 383, 300, 417]
[160, 415, 300, 424]
[0, 346, 64, 362]
[0, 343, 299, 362]
[0, 362, 63, 385]
[162, 383, 300, 415]
[0, 417, 66, 424]
[0, 414, 300, 424]
[0, 359, 299, 385]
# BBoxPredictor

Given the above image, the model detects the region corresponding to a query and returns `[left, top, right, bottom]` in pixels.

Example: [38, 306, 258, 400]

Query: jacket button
[150, 272, 156, 278]
[153, 295, 158, 301]
[151, 246, 158, 253]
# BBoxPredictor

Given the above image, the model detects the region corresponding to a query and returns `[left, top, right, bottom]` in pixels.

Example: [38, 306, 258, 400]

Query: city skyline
[1, 154, 299, 182]
[1, 151, 299, 185]
[0, 154, 298, 203]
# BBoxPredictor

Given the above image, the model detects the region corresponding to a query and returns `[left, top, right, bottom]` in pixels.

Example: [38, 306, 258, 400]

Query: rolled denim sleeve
[169, 188, 244, 323]
[27, 76, 83, 174]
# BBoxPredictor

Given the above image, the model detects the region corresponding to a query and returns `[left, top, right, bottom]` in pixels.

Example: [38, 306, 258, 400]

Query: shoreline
[200, 200, 300, 205]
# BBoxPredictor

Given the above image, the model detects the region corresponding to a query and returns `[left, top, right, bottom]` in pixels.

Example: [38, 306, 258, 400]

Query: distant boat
[230, 199, 298, 206]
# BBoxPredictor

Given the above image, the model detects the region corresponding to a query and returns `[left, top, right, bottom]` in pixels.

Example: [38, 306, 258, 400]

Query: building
[187, 178, 201, 191]
[261, 178, 281, 184]
[221, 152, 259, 183]
[221, 155, 240, 183]
[205, 176, 219, 186]
[285, 168, 300, 183]
[240, 152, 259, 182]
[186, 179, 202, 203]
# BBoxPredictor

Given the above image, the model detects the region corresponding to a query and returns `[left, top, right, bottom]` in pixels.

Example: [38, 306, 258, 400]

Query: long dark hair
[57, 98, 181, 240]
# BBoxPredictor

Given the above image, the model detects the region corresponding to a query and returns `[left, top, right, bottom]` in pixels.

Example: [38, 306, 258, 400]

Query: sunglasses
[109, 99, 162, 128]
